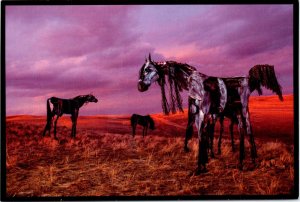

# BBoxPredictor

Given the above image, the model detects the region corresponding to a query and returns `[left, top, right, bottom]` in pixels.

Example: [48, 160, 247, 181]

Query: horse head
[138, 54, 160, 92]
[86, 94, 98, 103]
[147, 115, 155, 130]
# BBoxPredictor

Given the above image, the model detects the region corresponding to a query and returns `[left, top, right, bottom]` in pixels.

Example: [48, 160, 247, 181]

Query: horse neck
[160, 61, 197, 90]
[74, 96, 88, 108]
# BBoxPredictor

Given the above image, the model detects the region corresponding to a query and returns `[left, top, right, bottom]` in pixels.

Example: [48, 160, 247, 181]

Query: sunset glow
[6, 5, 294, 115]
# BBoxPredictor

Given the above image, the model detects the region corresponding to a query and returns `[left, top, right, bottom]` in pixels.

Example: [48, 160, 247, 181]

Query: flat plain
[5, 95, 295, 197]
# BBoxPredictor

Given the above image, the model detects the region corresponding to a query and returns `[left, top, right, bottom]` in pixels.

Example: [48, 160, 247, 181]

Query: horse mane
[157, 61, 197, 115]
[73, 94, 87, 99]
[158, 73, 170, 115]
[73, 94, 91, 105]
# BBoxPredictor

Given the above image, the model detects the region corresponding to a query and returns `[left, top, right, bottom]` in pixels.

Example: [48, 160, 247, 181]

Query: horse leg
[70, 116, 74, 138]
[217, 116, 224, 154]
[195, 108, 209, 175]
[42, 125, 47, 137]
[237, 113, 245, 170]
[184, 121, 194, 152]
[43, 111, 54, 137]
[43, 118, 51, 137]
[71, 110, 79, 138]
[43, 98, 53, 137]
[240, 91, 257, 162]
[132, 123, 136, 137]
[53, 115, 59, 140]
[42, 118, 49, 137]
[240, 85, 257, 164]
[208, 115, 216, 158]
[194, 94, 212, 175]
[71, 115, 75, 138]
[73, 118, 78, 138]
[184, 98, 196, 152]
[229, 118, 235, 152]
[196, 115, 209, 175]
[243, 106, 257, 163]
[71, 118, 77, 138]
[145, 124, 148, 137]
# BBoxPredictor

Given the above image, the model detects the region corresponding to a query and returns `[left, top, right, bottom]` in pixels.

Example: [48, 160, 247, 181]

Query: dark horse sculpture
[138, 54, 283, 174]
[42, 94, 98, 139]
[131, 114, 155, 137]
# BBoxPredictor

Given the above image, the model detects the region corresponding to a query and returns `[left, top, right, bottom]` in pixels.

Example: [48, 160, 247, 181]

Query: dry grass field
[5, 95, 295, 197]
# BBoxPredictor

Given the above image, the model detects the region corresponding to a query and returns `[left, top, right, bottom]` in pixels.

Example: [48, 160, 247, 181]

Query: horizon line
[5, 94, 294, 117]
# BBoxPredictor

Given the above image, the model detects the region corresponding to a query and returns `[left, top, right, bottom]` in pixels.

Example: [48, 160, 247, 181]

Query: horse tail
[248, 64, 283, 101]
[46, 98, 52, 122]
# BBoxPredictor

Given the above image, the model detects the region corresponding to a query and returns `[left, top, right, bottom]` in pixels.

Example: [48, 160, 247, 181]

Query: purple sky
[6, 5, 293, 115]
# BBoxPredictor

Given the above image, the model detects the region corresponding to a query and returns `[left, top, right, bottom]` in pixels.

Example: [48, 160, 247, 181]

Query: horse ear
[148, 53, 152, 62]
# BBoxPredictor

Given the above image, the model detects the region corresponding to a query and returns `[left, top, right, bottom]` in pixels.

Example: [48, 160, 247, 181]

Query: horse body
[131, 114, 155, 137]
[138, 54, 283, 174]
[49, 97, 80, 115]
[183, 65, 282, 171]
[43, 94, 98, 139]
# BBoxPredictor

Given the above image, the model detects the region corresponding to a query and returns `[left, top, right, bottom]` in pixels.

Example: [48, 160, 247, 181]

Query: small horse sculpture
[42, 94, 98, 139]
[130, 114, 155, 137]
[138, 54, 283, 174]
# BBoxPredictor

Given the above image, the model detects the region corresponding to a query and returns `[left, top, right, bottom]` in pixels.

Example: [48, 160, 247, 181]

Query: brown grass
[5, 95, 295, 197]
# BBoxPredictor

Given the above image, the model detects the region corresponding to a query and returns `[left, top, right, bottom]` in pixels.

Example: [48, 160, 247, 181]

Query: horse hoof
[195, 170, 201, 175]
[195, 167, 208, 175]
[248, 163, 256, 171]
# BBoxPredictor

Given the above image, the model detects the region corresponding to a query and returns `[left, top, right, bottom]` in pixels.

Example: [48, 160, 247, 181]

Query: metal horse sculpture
[131, 114, 155, 137]
[42, 94, 98, 139]
[138, 54, 283, 174]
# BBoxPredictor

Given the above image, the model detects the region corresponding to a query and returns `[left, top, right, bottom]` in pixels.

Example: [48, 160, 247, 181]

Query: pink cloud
[5, 5, 294, 115]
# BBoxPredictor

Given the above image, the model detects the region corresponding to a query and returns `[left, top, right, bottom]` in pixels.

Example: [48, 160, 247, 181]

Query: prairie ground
[5, 95, 295, 197]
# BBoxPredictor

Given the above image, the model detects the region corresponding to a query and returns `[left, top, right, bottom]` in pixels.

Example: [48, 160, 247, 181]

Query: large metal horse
[137, 54, 283, 174]
[42, 94, 98, 139]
